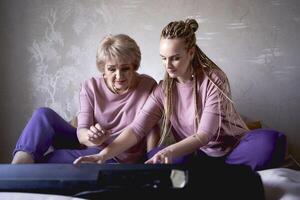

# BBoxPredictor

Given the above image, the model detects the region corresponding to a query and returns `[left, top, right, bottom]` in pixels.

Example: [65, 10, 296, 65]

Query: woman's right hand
[145, 148, 173, 164]
[87, 123, 111, 146]
[73, 153, 106, 164]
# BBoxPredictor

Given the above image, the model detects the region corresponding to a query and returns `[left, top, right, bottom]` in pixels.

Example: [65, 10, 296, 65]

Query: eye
[121, 67, 130, 72]
[172, 56, 180, 61]
[161, 57, 166, 61]
[107, 67, 116, 72]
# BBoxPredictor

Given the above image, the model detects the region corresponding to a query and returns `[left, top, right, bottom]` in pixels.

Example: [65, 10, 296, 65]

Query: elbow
[193, 132, 210, 146]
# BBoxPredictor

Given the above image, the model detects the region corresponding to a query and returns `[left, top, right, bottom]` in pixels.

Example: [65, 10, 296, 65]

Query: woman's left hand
[73, 153, 106, 164]
[87, 123, 110, 146]
[145, 149, 173, 164]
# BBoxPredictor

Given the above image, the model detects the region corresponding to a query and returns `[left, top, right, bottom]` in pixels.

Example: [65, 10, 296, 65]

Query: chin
[168, 73, 178, 78]
[116, 85, 128, 90]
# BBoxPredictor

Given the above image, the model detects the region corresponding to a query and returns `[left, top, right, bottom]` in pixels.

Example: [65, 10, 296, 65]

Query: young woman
[74, 20, 286, 171]
[12, 34, 160, 164]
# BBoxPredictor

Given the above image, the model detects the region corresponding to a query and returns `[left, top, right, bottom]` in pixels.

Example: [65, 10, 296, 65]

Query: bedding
[258, 167, 300, 200]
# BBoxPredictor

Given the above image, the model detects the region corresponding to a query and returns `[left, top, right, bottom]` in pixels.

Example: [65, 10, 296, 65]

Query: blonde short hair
[96, 34, 141, 72]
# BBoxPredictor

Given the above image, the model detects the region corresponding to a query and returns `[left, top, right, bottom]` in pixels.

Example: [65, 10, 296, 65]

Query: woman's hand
[73, 153, 106, 164]
[145, 148, 173, 164]
[88, 123, 110, 146]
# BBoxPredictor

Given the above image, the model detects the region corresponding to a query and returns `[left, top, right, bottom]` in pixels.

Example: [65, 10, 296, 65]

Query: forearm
[165, 132, 209, 158]
[99, 127, 139, 161]
[146, 125, 160, 152]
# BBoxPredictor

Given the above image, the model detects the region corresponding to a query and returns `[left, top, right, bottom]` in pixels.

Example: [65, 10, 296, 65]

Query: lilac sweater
[130, 70, 247, 157]
[77, 74, 157, 163]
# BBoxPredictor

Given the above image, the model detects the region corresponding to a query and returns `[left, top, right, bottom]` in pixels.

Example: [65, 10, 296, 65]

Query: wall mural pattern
[27, 6, 100, 120]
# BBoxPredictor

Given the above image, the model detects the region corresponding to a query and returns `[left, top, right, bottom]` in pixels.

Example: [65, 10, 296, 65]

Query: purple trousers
[13, 107, 118, 163]
[14, 107, 287, 170]
[149, 128, 287, 171]
[225, 128, 286, 170]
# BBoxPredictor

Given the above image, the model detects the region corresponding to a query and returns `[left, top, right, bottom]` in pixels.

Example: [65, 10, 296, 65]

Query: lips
[114, 80, 127, 89]
[115, 80, 126, 84]
[167, 68, 177, 74]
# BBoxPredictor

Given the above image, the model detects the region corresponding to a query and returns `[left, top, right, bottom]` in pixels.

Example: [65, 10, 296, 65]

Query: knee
[248, 129, 287, 150]
[146, 146, 165, 160]
[33, 107, 56, 118]
[247, 129, 287, 168]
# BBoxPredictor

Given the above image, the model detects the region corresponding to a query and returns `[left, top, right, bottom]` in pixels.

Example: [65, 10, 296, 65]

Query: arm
[147, 72, 228, 164]
[74, 127, 139, 164]
[76, 80, 110, 147]
[146, 124, 160, 152]
[146, 132, 209, 164]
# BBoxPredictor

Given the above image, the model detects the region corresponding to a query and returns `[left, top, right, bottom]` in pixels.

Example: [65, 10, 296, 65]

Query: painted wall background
[0, 0, 300, 163]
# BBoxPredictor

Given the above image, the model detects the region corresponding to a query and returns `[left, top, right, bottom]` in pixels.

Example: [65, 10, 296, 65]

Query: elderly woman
[12, 34, 160, 164]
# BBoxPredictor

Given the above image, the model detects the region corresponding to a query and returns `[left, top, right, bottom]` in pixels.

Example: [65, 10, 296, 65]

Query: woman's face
[160, 38, 194, 83]
[104, 58, 136, 93]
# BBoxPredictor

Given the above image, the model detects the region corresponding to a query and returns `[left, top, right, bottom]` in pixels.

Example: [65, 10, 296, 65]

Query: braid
[193, 67, 200, 132]
[158, 74, 173, 145]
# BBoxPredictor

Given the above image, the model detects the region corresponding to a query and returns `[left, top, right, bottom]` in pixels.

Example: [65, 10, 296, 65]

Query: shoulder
[80, 77, 103, 97]
[138, 74, 157, 86]
[135, 73, 158, 93]
[201, 68, 228, 87]
[81, 77, 102, 89]
[151, 80, 164, 98]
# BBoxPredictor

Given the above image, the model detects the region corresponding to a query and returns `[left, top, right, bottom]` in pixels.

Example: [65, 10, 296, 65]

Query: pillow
[246, 120, 262, 130]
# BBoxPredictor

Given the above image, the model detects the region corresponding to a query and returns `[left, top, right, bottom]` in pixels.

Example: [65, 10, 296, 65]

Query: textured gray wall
[1, 0, 300, 163]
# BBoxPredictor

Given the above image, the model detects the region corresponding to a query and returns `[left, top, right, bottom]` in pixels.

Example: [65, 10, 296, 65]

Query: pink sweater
[130, 70, 247, 157]
[77, 74, 157, 163]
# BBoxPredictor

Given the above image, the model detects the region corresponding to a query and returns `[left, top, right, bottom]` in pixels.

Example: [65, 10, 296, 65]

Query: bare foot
[11, 151, 34, 164]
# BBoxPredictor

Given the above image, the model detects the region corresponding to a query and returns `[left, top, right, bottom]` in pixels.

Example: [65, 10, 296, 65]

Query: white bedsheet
[258, 168, 300, 200]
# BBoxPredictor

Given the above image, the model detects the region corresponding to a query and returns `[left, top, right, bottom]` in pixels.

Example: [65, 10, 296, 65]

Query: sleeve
[198, 73, 228, 138]
[77, 80, 94, 130]
[129, 83, 164, 140]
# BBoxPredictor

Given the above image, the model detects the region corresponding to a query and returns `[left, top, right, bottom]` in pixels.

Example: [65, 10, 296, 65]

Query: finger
[73, 158, 80, 164]
[164, 156, 169, 164]
[87, 130, 95, 137]
[73, 156, 93, 164]
[97, 159, 104, 164]
[88, 136, 96, 141]
[88, 129, 101, 139]
[94, 124, 106, 136]
[89, 133, 99, 140]
[76, 155, 99, 164]
[153, 155, 161, 164]
[95, 123, 102, 131]
[90, 126, 98, 134]
[145, 158, 153, 164]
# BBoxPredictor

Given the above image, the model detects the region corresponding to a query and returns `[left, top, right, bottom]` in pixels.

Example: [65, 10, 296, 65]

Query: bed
[258, 167, 300, 200]
[0, 163, 299, 199]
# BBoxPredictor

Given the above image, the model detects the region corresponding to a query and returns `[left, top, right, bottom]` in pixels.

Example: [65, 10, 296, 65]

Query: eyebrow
[160, 54, 181, 57]
[107, 64, 131, 68]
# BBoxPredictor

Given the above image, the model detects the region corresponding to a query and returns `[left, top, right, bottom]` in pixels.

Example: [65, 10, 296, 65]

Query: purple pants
[13, 107, 117, 163]
[148, 129, 287, 171]
[225, 128, 287, 170]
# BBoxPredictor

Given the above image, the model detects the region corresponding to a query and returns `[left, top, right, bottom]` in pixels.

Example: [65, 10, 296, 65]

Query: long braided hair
[158, 19, 248, 146]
